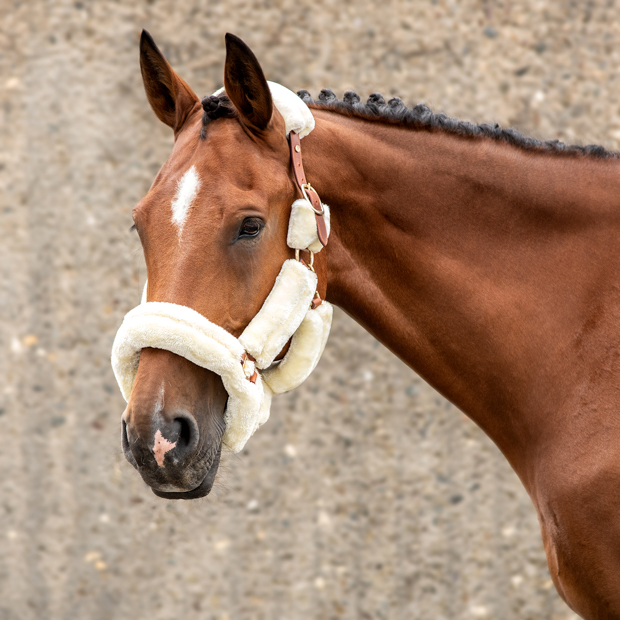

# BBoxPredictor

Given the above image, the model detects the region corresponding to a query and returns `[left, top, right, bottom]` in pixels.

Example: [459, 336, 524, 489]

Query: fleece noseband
[112, 83, 332, 453]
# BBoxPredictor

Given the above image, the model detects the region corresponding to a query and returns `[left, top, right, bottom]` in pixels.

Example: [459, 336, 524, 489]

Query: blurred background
[2, 1, 618, 618]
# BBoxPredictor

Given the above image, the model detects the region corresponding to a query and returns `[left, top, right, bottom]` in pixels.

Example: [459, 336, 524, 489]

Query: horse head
[116, 31, 328, 499]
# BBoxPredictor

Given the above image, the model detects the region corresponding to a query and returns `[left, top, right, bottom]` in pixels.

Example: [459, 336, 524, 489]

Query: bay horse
[120, 30, 620, 618]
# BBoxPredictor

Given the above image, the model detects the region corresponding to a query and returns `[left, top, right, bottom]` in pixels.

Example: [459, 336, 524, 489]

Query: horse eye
[239, 218, 263, 238]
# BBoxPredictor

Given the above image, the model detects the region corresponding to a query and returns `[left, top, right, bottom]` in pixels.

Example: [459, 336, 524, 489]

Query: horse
[116, 29, 620, 618]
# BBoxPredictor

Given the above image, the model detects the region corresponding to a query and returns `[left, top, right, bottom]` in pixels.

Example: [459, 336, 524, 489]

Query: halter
[112, 83, 333, 453]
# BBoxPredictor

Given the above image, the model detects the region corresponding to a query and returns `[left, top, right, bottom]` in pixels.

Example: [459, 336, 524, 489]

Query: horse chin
[150, 447, 222, 500]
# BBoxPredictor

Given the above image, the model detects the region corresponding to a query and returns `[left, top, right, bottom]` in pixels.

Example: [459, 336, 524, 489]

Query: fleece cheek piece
[262, 302, 333, 394]
[287, 199, 331, 253]
[238, 259, 317, 369]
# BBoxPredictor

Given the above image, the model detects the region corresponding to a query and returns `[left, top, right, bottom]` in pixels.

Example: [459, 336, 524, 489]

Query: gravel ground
[2, 1, 618, 618]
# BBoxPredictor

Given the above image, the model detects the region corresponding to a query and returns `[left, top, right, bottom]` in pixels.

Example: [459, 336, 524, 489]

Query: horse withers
[117, 30, 620, 618]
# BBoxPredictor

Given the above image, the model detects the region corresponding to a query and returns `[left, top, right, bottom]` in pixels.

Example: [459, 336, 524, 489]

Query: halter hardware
[241, 351, 258, 383]
[301, 183, 324, 215]
[294, 248, 315, 270]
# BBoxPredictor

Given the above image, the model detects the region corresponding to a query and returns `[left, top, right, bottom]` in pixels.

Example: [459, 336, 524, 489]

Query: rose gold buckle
[301, 183, 324, 215]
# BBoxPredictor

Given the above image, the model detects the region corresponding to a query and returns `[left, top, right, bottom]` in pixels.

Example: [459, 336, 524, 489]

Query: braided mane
[199, 88, 618, 159]
[298, 88, 619, 160]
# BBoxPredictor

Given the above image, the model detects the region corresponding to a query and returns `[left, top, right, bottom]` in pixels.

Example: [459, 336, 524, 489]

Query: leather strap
[289, 132, 328, 247]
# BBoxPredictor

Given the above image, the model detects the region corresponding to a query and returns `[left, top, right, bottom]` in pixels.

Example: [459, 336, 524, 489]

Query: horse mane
[299, 88, 619, 160]
[199, 88, 618, 159]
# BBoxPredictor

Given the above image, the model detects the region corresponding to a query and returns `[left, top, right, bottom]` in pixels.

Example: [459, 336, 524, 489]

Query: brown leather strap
[289, 132, 328, 247]
[289, 131, 307, 187]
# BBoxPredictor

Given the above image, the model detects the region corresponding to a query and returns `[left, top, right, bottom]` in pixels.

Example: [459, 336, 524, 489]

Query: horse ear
[223, 33, 273, 133]
[140, 30, 199, 133]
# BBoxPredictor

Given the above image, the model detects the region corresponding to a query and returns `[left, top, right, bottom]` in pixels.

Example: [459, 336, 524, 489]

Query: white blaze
[155, 381, 165, 413]
[171, 166, 201, 238]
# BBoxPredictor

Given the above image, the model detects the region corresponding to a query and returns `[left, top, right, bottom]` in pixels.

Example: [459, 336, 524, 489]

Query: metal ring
[301, 183, 324, 216]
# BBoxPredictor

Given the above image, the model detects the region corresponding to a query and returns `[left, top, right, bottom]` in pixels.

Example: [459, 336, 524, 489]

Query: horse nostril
[121, 419, 138, 469]
[167, 411, 199, 457]
[121, 408, 200, 471]
[121, 419, 130, 451]
[173, 416, 192, 449]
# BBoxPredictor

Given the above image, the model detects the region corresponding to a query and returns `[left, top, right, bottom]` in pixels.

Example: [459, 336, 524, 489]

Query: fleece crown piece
[212, 81, 315, 138]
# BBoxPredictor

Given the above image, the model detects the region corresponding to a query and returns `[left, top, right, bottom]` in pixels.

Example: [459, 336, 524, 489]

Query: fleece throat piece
[112, 83, 332, 453]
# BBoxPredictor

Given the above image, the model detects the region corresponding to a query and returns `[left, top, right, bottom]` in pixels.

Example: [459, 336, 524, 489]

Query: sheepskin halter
[112, 82, 333, 453]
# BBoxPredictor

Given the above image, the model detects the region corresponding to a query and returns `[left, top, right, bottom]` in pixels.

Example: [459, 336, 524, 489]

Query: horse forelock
[199, 94, 237, 140]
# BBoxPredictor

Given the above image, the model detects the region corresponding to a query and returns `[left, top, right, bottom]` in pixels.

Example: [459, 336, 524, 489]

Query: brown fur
[125, 30, 620, 617]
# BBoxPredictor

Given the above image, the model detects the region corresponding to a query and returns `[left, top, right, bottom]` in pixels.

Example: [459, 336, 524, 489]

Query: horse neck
[304, 109, 620, 476]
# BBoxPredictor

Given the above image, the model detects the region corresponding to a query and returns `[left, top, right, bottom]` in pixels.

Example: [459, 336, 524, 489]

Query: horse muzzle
[121, 406, 224, 498]
[120, 348, 228, 499]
